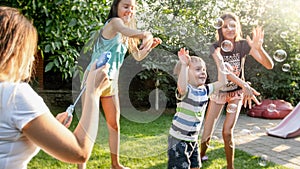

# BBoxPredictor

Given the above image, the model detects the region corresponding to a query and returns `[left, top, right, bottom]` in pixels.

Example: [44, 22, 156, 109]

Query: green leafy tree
[2, 0, 110, 80]
[2, 0, 299, 104]
[135, 0, 300, 105]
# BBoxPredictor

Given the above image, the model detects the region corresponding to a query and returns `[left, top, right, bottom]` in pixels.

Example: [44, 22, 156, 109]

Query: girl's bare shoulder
[109, 17, 124, 26]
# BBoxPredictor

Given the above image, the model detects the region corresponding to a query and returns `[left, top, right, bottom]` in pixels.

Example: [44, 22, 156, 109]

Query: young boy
[167, 47, 227, 169]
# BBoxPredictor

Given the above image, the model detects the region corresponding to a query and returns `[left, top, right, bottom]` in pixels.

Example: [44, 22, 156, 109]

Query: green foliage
[136, 0, 300, 105]
[244, 0, 300, 105]
[2, 0, 299, 104]
[4, 0, 110, 80]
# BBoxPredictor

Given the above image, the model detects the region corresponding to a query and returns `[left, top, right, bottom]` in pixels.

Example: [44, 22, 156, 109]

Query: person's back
[0, 83, 49, 169]
[0, 6, 111, 169]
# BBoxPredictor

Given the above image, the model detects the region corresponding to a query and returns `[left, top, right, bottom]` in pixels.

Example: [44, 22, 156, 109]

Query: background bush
[1, 0, 299, 105]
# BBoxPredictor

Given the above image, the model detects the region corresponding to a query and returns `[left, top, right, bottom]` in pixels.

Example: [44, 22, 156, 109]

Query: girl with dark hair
[200, 12, 273, 169]
[80, 0, 162, 168]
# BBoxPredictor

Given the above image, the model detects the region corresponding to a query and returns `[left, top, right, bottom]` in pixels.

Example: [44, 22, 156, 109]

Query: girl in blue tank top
[79, 0, 162, 169]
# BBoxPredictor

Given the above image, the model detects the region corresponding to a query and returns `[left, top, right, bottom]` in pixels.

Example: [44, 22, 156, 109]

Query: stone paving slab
[209, 114, 300, 169]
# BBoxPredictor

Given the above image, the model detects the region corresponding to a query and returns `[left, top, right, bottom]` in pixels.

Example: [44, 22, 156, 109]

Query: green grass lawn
[28, 108, 288, 169]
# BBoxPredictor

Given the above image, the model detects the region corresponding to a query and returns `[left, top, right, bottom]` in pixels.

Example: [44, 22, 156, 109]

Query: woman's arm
[55, 111, 72, 128]
[247, 26, 274, 69]
[22, 63, 110, 163]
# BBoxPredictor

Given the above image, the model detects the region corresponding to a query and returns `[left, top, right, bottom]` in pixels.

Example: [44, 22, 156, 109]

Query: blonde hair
[173, 56, 206, 76]
[0, 6, 38, 82]
[124, 17, 140, 54]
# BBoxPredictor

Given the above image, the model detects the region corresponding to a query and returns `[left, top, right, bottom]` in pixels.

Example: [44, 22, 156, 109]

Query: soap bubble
[159, 0, 166, 4]
[228, 20, 237, 30]
[227, 103, 238, 113]
[221, 40, 233, 52]
[251, 126, 261, 135]
[273, 49, 287, 62]
[282, 63, 291, 72]
[252, 126, 261, 132]
[267, 103, 276, 112]
[295, 53, 300, 61]
[289, 22, 299, 32]
[216, 0, 227, 8]
[258, 154, 269, 167]
[213, 17, 224, 29]
[240, 129, 251, 135]
[280, 31, 288, 39]
[179, 27, 188, 35]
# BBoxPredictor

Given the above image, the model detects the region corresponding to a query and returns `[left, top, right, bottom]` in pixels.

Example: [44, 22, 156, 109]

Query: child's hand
[242, 83, 261, 109]
[178, 48, 190, 65]
[139, 31, 153, 51]
[144, 37, 162, 54]
[246, 25, 264, 50]
[150, 37, 162, 49]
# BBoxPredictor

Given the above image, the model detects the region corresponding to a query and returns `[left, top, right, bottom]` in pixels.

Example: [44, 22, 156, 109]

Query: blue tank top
[87, 21, 128, 79]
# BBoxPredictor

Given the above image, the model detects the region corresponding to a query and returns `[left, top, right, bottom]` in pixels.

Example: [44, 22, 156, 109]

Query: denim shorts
[167, 135, 201, 169]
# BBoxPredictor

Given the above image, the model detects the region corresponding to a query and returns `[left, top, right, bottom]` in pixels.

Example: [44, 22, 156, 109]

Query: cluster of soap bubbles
[212, 17, 236, 53]
[273, 49, 292, 72]
[239, 126, 261, 136]
[273, 22, 300, 72]
[235, 126, 262, 146]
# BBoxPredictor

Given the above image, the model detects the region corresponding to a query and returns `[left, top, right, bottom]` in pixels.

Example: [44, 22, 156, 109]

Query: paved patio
[211, 114, 300, 169]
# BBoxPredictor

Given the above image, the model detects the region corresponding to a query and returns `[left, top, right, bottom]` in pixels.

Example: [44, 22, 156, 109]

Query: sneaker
[201, 155, 208, 162]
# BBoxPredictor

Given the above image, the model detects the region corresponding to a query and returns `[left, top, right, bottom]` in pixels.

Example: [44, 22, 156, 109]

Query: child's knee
[222, 130, 233, 141]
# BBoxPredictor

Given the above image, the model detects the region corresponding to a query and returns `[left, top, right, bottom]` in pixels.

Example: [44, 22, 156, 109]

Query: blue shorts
[167, 135, 201, 169]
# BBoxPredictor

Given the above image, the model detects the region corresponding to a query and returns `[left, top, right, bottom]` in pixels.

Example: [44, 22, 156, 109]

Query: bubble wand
[63, 51, 111, 124]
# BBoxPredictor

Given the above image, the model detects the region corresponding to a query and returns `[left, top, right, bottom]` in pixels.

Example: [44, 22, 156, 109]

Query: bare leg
[101, 95, 127, 169]
[222, 99, 242, 169]
[200, 100, 224, 158]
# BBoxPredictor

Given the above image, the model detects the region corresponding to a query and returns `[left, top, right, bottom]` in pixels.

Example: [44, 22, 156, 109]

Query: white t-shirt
[0, 82, 50, 169]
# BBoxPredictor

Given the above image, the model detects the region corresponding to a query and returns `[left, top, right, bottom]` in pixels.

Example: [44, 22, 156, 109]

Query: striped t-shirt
[169, 84, 213, 142]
